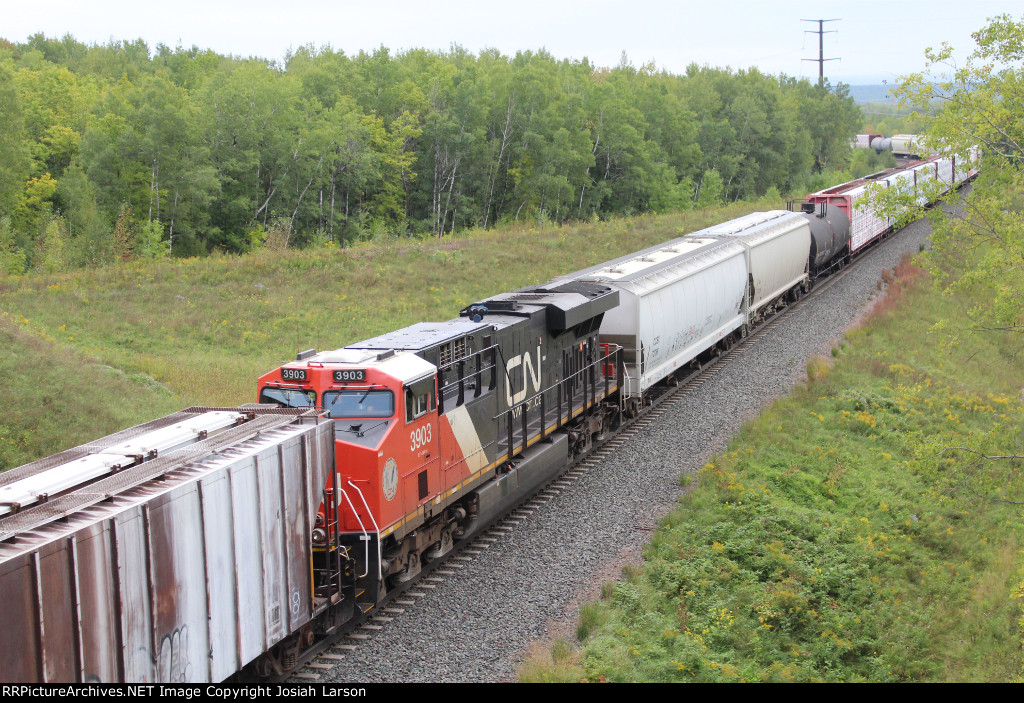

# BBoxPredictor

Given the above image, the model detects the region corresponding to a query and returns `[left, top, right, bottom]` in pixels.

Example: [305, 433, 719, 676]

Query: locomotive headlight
[312, 527, 327, 545]
[315, 512, 324, 527]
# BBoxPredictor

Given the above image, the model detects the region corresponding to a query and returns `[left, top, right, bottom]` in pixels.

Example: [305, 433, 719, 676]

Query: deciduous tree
[871, 14, 1024, 509]
[879, 13, 1024, 342]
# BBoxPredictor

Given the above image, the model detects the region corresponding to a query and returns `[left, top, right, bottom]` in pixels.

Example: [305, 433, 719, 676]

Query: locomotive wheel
[393, 551, 421, 583]
[424, 529, 454, 561]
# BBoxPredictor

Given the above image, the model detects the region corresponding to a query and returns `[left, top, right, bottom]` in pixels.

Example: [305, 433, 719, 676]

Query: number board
[333, 369, 367, 383]
[280, 368, 308, 382]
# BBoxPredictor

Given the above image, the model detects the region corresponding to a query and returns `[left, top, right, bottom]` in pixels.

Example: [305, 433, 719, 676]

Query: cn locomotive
[257, 281, 623, 612]
[0, 150, 975, 682]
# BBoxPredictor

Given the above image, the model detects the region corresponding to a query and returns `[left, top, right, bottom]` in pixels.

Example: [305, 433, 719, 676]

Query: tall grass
[527, 253, 1024, 682]
[0, 312, 182, 470]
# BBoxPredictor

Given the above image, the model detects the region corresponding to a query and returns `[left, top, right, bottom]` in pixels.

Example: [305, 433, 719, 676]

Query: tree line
[0, 34, 862, 271]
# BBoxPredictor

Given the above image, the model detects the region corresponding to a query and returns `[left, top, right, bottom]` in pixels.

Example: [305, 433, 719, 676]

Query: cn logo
[505, 345, 542, 406]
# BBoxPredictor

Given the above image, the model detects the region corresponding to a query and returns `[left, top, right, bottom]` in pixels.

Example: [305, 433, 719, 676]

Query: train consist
[0, 150, 975, 683]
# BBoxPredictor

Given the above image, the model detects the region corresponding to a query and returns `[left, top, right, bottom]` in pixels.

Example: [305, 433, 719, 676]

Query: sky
[4, 0, 1017, 84]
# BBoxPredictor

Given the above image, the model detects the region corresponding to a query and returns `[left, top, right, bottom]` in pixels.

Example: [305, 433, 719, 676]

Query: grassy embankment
[0, 199, 780, 471]
[521, 256, 1024, 682]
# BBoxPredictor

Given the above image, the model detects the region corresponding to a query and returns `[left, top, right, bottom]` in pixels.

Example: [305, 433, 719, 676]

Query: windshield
[259, 387, 316, 409]
[323, 389, 395, 418]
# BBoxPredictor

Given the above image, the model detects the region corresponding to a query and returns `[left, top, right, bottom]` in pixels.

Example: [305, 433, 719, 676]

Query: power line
[801, 18, 840, 86]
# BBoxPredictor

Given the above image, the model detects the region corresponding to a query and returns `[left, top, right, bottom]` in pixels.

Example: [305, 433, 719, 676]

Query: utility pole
[801, 18, 840, 87]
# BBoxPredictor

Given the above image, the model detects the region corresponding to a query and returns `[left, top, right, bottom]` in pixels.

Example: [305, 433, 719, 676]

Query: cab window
[322, 389, 395, 419]
[405, 377, 436, 423]
[260, 387, 316, 409]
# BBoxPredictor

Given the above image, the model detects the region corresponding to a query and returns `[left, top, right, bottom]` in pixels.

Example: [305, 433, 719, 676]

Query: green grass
[519, 639, 586, 683]
[0, 199, 779, 470]
[536, 258, 1024, 682]
[0, 312, 183, 470]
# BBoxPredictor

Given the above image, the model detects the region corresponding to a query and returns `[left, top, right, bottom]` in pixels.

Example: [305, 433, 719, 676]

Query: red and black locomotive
[257, 281, 621, 617]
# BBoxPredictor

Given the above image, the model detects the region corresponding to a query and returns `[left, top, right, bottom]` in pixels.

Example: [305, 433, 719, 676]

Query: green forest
[0, 34, 865, 271]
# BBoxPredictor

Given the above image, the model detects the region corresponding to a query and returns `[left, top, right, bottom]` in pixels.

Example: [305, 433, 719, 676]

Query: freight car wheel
[252, 650, 282, 678]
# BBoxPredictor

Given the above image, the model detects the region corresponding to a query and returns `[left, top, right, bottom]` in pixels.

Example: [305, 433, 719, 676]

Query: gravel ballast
[322, 215, 935, 683]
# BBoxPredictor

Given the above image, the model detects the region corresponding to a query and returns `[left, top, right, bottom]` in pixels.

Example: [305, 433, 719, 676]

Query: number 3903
[410, 425, 432, 451]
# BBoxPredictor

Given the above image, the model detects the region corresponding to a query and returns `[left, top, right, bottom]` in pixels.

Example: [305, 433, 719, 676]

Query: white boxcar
[807, 175, 893, 255]
[0, 407, 333, 683]
[698, 211, 810, 318]
[554, 237, 747, 397]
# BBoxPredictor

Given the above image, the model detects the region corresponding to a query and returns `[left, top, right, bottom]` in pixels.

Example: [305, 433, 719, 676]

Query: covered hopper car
[0, 149, 975, 683]
[0, 407, 339, 682]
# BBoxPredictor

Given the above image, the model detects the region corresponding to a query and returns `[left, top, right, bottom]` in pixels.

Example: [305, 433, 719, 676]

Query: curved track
[283, 209, 939, 682]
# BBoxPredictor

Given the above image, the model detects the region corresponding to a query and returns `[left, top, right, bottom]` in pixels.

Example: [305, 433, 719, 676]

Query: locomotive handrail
[337, 480, 382, 582]
[493, 344, 621, 422]
[437, 342, 500, 412]
[346, 479, 383, 582]
[336, 485, 369, 578]
[493, 345, 622, 458]
[436, 342, 500, 376]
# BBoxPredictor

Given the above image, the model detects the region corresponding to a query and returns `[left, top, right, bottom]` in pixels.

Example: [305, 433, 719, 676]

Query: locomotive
[253, 150, 976, 643]
[256, 281, 624, 615]
[0, 150, 976, 682]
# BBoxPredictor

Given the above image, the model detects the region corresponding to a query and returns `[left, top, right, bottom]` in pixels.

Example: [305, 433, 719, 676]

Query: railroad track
[279, 239, 873, 682]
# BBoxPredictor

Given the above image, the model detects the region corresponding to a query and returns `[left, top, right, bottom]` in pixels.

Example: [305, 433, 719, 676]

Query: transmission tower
[802, 18, 840, 86]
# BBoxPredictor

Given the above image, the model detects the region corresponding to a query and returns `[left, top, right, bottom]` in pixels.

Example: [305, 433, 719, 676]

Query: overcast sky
[4, 1, 1015, 84]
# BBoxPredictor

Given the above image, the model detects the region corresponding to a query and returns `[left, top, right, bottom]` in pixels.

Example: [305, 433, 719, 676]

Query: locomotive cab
[320, 350, 443, 548]
[256, 349, 447, 603]
[256, 348, 442, 534]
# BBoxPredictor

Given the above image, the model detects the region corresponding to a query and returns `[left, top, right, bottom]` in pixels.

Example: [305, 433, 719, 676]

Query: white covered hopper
[554, 236, 747, 396]
[699, 210, 811, 318]
[0, 407, 334, 683]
